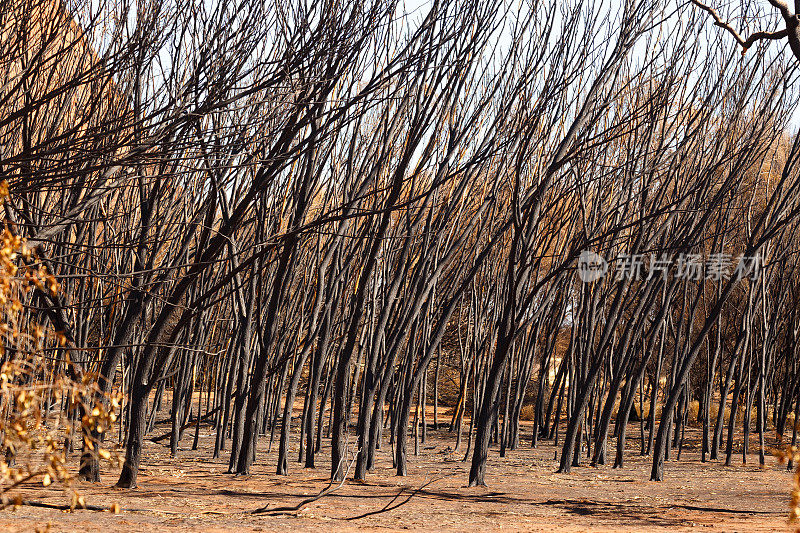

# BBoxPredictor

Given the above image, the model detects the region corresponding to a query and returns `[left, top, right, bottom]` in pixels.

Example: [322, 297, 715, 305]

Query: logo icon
[578, 250, 607, 283]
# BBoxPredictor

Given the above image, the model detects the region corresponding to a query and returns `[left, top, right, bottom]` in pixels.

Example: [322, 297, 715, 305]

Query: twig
[345, 476, 441, 521]
[12, 500, 111, 512]
[250, 446, 359, 515]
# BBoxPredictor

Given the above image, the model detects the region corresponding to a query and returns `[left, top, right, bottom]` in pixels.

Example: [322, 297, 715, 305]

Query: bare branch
[692, 0, 789, 53]
[767, 0, 794, 19]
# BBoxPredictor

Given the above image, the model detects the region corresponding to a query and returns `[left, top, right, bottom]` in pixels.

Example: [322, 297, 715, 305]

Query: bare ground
[0, 420, 793, 532]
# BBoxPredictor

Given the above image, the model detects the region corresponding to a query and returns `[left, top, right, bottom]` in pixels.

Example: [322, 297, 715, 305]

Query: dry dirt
[0, 420, 793, 532]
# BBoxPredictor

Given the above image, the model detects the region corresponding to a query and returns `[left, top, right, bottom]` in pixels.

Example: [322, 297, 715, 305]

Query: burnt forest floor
[0, 416, 793, 532]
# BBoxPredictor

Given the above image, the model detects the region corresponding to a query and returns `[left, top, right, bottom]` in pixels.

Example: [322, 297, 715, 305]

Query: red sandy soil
[0, 421, 793, 532]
